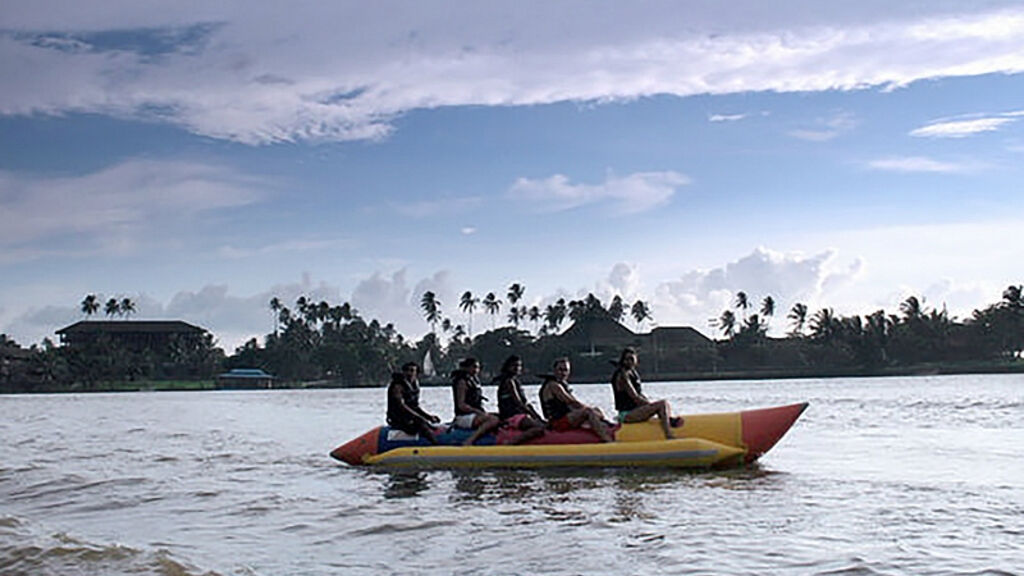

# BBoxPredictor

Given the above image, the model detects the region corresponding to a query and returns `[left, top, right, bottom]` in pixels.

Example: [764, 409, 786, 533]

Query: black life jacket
[452, 370, 484, 415]
[496, 374, 528, 420]
[539, 377, 572, 421]
[612, 367, 643, 412]
[387, 374, 420, 425]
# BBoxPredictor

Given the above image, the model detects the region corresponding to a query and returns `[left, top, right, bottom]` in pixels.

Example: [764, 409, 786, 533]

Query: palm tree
[608, 295, 625, 323]
[482, 292, 502, 330]
[420, 291, 442, 334]
[544, 300, 568, 334]
[900, 295, 924, 323]
[760, 296, 775, 318]
[787, 303, 808, 337]
[269, 297, 283, 335]
[120, 297, 136, 319]
[734, 291, 749, 319]
[507, 283, 525, 308]
[631, 300, 653, 331]
[459, 291, 479, 337]
[528, 305, 541, 333]
[568, 299, 586, 321]
[81, 294, 100, 317]
[1001, 285, 1023, 309]
[810, 308, 837, 341]
[718, 309, 736, 338]
[104, 298, 121, 319]
[508, 306, 523, 327]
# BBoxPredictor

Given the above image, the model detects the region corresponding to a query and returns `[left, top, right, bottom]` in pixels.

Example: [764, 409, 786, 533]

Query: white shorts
[453, 413, 477, 429]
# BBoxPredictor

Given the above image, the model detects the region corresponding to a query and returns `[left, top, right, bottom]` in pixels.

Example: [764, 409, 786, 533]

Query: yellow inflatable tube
[365, 437, 744, 469]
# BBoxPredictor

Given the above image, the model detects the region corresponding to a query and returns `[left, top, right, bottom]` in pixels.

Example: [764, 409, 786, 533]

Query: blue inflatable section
[377, 424, 497, 452]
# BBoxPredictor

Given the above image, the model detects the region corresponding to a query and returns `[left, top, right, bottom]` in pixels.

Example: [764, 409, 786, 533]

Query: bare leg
[624, 400, 674, 439]
[510, 422, 545, 445]
[583, 408, 615, 442]
[464, 414, 502, 446]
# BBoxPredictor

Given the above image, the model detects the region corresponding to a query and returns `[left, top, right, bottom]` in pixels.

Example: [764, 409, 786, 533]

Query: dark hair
[401, 362, 419, 372]
[500, 355, 522, 375]
[459, 357, 480, 369]
[618, 347, 638, 365]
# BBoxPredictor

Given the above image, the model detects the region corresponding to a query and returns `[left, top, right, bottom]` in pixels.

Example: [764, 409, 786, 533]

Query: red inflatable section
[331, 426, 381, 465]
[740, 402, 808, 462]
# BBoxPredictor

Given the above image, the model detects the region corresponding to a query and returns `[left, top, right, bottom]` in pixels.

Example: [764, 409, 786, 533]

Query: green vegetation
[2, 283, 1022, 393]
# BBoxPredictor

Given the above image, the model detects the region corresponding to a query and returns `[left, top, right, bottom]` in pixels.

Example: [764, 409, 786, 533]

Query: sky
[2, 1, 1024, 351]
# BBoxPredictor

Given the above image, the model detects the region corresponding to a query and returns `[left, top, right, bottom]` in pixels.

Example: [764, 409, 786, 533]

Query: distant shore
[6, 359, 1021, 394]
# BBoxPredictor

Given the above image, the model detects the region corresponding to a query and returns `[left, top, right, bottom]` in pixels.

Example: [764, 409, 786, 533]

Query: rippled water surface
[2, 374, 1022, 575]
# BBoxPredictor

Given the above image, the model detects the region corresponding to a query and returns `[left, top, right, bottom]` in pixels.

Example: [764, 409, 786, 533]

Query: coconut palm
[81, 294, 100, 317]
[734, 291, 749, 319]
[482, 292, 502, 330]
[630, 300, 653, 330]
[810, 308, 838, 341]
[459, 291, 480, 337]
[1001, 285, 1023, 309]
[420, 291, 442, 335]
[787, 302, 808, 337]
[899, 296, 924, 323]
[608, 295, 625, 323]
[544, 300, 568, 334]
[507, 283, 525, 308]
[508, 306, 523, 327]
[269, 297, 283, 335]
[120, 297, 136, 319]
[528, 305, 541, 333]
[760, 296, 775, 318]
[104, 298, 121, 319]
[719, 309, 737, 338]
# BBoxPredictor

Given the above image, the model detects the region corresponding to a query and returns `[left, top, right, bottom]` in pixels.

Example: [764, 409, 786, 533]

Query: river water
[1, 374, 1022, 575]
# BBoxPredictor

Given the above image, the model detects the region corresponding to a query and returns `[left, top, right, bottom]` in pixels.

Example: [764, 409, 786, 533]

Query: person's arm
[614, 370, 648, 406]
[551, 381, 585, 410]
[389, 384, 433, 426]
[512, 381, 544, 421]
[455, 378, 486, 417]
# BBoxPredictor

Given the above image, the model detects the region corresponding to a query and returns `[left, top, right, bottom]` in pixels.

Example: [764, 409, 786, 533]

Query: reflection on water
[381, 471, 430, 499]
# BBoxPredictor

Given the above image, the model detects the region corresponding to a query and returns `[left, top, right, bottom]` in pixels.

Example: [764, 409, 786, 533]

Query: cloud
[788, 111, 857, 141]
[652, 247, 863, 335]
[4, 3, 1024, 144]
[508, 171, 688, 214]
[0, 159, 267, 259]
[709, 113, 748, 122]
[351, 268, 457, 339]
[865, 156, 978, 173]
[910, 112, 1024, 138]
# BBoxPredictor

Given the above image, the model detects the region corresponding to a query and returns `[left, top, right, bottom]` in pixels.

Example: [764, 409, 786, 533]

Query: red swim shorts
[548, 415, 573, 432]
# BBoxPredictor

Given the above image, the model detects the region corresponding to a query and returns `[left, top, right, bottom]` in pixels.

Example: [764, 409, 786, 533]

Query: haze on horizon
[2, 1, 1024, 351]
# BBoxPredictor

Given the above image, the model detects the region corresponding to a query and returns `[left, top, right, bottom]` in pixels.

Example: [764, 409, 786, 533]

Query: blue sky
[3, 1, 1024, 350]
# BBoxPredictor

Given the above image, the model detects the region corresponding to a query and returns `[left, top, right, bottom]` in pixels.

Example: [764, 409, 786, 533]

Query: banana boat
[331, 402, 807, 469]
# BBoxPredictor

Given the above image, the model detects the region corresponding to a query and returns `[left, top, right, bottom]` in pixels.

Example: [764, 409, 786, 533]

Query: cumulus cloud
[0, 160, 267, 259]
[508, 171, 688, 214]
[3, 3, 1024, 144]
[651, 247, 864, 335]
[351, 268, 457, 339]
[865, 156, 979, 173]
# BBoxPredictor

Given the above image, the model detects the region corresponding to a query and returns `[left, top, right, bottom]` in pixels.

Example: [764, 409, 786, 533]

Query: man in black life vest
[386, 362, 440, 444]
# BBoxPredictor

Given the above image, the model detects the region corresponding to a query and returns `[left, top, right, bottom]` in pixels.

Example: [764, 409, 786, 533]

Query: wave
[0, 515, 220, 576]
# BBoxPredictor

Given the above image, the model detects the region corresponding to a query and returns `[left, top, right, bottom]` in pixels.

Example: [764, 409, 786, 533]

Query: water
[2, 374, 1022, 575]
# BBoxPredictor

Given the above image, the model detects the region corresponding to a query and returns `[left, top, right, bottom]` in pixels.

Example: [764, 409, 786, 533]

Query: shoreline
[5, 360, 1022, 394]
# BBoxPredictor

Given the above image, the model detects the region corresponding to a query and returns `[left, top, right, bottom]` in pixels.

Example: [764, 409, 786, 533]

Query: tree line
[2, 283, 1022, 392]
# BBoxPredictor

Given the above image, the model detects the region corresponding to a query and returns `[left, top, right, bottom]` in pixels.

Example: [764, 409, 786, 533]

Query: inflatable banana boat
[331, 402, 807, 469]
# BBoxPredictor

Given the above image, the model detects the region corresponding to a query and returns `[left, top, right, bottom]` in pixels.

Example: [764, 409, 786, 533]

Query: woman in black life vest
[610, 347, 677, 439]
